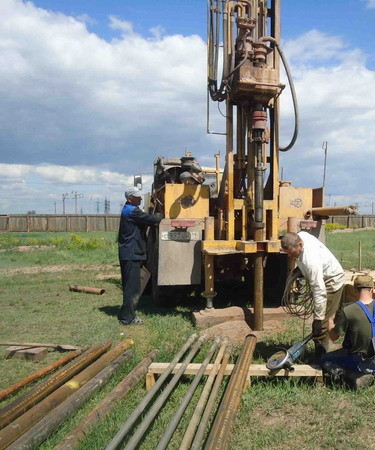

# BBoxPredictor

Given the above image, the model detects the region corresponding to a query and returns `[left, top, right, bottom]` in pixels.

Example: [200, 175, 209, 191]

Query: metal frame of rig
[145, 0, 356, 331]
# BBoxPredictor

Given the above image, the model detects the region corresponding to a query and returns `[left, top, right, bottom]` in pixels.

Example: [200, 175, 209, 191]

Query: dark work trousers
[119, 260, 142, 324]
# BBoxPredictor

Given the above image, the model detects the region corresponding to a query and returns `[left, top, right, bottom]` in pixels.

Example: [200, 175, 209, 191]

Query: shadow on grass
[99, 294, 196, 322]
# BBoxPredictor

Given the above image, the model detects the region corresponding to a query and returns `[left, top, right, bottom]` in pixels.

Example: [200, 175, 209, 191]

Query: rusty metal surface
[180, 338, 229, 450]
[0, 341, 111, 430]
[204, 334, 257, 450]
[105, 334, 198, 450]
[0, 340, 134, 449]
[305, 205, 358, 218]
[0, 350, 81, 402]
[55, 350, 157, 450]
[69, 285, 105, 295]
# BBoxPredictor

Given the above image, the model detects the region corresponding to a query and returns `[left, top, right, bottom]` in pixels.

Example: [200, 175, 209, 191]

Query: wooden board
[4, 346, 48, 361]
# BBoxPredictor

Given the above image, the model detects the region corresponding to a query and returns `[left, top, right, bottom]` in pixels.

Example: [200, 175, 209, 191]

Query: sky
[0, 0, 374, 215]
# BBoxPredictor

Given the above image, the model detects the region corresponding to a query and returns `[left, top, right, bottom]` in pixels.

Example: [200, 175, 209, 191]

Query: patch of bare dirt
[201, 320, 253, 346]
[0, 245, 56, 253]
[95, 272, 121, 281]
[0, 264, 115, 277]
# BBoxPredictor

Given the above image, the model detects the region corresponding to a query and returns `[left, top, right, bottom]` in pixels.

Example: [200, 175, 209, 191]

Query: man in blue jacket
[118, 188, 162, 325]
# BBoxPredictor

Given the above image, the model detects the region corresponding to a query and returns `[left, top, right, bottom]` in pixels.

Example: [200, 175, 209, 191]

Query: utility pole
[104, 197, 111, 214]
[322, 141, 328, 188]
[54, 201, 57, 214]
[96, 200, 101, 214]
[71, 191, 83, 214]
[62, 193, 68, 214]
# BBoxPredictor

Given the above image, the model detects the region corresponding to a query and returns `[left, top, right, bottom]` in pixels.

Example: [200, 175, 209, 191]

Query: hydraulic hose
[260, 36, 299, 152]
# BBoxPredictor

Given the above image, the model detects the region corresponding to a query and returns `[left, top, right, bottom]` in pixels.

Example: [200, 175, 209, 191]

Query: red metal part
[171, 220, 196, 228]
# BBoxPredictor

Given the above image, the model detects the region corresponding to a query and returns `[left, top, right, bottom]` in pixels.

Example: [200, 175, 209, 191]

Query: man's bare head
[281, 232, 303, 259]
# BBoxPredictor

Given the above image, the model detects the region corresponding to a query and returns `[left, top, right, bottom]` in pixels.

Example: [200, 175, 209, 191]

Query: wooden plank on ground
[148, 362, 322, 377]
[4, 346, 48, 361]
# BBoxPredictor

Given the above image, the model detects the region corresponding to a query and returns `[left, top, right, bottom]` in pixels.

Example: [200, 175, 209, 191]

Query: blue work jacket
[118, 203, 161, 261]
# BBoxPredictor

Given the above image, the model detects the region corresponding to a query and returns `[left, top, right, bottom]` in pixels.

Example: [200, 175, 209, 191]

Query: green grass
[0, 231, 374, 449]
[326, 229, 375, 270]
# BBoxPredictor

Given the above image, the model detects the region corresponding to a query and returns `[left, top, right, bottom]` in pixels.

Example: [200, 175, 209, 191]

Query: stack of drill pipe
[156, 337, 221, 450]
[7, 349, 134, 450]
[0, 341, 111, 429]
[106, 333, 200, 450]
[122, 335, 206, 450]
[0, 349, 82, 401]
[55, 350, 158, 450]
[204, 334, 257, 450]
[179, 337, 229, 450]
[189, 344, 233, 450]
[0, 339, 133, 449]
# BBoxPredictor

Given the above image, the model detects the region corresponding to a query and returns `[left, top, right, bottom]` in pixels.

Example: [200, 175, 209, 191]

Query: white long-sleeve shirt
[297, 231, 345, 320]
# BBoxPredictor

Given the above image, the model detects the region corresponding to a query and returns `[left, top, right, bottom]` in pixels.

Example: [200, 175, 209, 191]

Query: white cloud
[364, 0, 375, 8]
[0, 1, 374, 214]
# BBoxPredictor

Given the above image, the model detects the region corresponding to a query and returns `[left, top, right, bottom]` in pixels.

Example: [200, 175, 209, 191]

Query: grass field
[0, 230, 374, 449]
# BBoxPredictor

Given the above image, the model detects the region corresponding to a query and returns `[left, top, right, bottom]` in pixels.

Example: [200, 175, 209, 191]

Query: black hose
[260, 36, 299, 152]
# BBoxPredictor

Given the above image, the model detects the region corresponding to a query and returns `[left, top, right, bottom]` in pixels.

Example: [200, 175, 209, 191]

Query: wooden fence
[0, 214, 374, 233]
[0, 215, 120, 233]
[327, 215, 375, 228]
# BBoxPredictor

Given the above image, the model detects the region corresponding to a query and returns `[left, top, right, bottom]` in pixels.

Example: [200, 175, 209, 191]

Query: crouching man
[321, 274, 375, 390]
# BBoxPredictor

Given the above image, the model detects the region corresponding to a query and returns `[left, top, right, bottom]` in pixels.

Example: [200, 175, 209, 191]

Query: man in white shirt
[281, 231, 345, 358]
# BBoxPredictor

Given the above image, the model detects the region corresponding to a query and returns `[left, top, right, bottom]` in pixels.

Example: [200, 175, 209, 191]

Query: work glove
[312, 319, 323, 337]
[154, 212, 164, 222]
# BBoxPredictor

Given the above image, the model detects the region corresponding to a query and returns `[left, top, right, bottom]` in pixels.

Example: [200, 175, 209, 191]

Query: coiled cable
[282, 268, 314, 319]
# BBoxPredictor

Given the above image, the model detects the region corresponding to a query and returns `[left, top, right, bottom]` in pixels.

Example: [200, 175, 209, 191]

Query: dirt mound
[200, 320, 253, 346]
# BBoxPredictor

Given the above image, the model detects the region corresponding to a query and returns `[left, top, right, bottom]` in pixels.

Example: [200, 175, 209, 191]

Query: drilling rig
[146, 0, 356, 330]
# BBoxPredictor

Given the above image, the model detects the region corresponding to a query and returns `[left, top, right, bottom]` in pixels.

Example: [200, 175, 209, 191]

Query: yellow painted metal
[279, 185, 313, 231]
[202, 239, 280, 255]
[163, 184, 210, 219]
[233, 199, 244, 210]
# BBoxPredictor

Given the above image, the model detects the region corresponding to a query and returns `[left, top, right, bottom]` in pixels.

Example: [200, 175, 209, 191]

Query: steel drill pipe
[156, 338, 221, 450]
[69, 284, 105, 295]
[179, 338, 229, 450]
[7, 350, 134, 450]
[204, 334, 257, 450]
[105, 333, 198, 450]
[0, 341, 111, 429]
[122, 336, 206, 450]
[0, 340, 133, 450]
[190, 344, 233, 450]
[0, 350, 82, 402]
[55, 350, 157, 450]
[304, 205, 358, 218]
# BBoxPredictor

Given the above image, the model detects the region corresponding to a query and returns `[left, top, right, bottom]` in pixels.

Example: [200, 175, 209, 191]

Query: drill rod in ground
[190, 344, 233, 450]
[156, 338, 221, 450]
[122, 336, 206, 450]
[7, 350, 133, 450]
[55, 350, 157, 450]
[179, 337, 229, 450]
[105, 333, 198, 450]
[204, 334, 257, 450]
